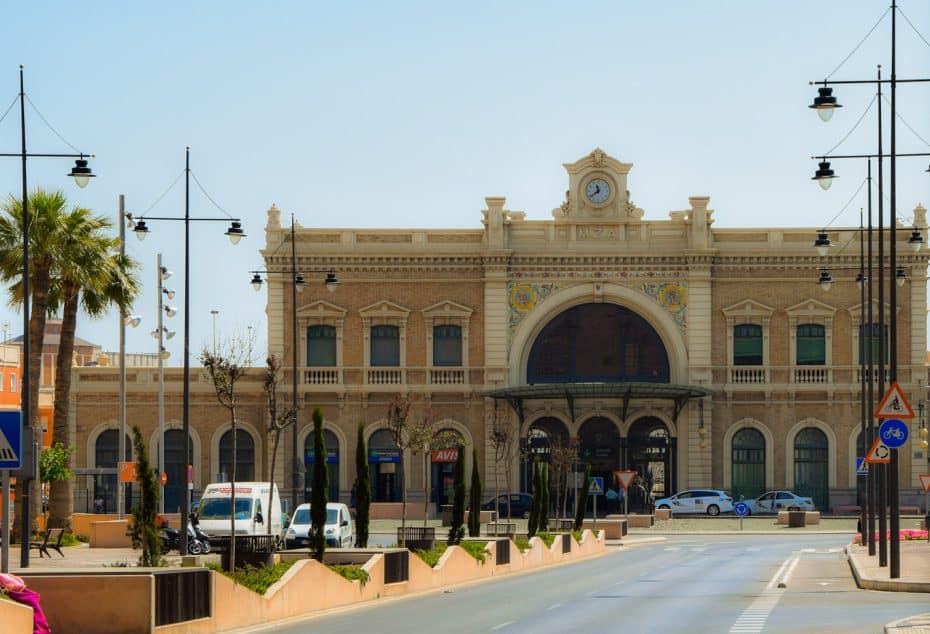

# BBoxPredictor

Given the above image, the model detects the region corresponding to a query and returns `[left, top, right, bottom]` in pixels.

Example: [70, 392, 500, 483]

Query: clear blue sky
[0, 1, 927, 362]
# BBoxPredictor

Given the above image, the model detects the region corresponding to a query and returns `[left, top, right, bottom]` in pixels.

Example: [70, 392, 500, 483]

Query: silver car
[747, 490, 815, 514]
[653, 489, 734, 516]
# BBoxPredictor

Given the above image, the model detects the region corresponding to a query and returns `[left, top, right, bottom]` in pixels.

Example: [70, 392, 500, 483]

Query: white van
[197, 482, 284, 540]
[285, 502, 354, 548]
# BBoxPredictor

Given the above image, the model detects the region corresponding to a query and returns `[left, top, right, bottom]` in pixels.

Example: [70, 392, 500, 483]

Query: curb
[846, 547, 930, 594]
[886, 614, 930, 634]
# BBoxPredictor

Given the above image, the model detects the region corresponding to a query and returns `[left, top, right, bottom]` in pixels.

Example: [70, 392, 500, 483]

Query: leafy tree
[527, 460, 540, 538]
[538, 462, 549, 532]
[354, 422, 371, 547]
[127, 425, 162, 567]
[468, 448, 482, 537]
[573, 464, 591, 532]
[549, 437, 579, 519]
[262, 353, 295, 537]
[448, 444, 466, 545]
[201, 338, 250, 571]
[49, 209, 140, 531]
[0, 190, 73, 532]
[487, 400, 515, 520]
[309, 408, 328, 561]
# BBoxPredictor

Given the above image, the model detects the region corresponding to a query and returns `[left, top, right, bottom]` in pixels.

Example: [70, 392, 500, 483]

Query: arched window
[307, 325, 337, 367]
[368, 429, 402, 502]
[219, 429, 255, 482]
[527, 304, 669, 383]
[93, 430, 131, 515]
[371, 325, 400, 366]
[731, 428, 765, 500]
[734, 324, 763, 365]
[161, 430, 193, 514]
[433, 325, 462, 366]
[794, 427, 829, 510]
[304, 429, 340, 502]
[796, 324, 825, 366]
[430, 429, 464, 508]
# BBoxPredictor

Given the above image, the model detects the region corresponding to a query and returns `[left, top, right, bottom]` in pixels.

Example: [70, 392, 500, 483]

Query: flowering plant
[853, 529, 928, 544]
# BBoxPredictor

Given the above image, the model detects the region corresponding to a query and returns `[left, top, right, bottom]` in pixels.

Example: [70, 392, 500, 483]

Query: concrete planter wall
[0, 597, 35, 634]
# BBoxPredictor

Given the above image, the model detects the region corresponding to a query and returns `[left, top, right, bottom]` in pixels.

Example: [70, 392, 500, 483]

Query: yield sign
[874, 381, 915, 419]
[919, 474, 930, 494]
[614, 470, 637, 490]
[865, 437, 891, 464]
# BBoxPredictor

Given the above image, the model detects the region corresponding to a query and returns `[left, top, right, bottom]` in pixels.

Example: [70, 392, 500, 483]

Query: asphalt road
[253, 535, 929, 634]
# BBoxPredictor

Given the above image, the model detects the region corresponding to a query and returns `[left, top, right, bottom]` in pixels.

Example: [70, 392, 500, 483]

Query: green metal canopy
[481, 382, 714, 424]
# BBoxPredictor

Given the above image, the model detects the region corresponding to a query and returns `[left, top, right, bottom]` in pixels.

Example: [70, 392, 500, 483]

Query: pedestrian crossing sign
[588, 476, 604, 495]
[855, 457, 868, 476]
[0, 411, 22, 470]
[874, 381, 915, 419]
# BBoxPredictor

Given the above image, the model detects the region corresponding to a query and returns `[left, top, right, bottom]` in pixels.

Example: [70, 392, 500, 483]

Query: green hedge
[328, 564, 370, 585]
[208, 561, 295, 595]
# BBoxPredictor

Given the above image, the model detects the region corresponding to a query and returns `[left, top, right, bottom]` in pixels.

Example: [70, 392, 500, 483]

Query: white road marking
[664, 546, 681, 551]
[491, 622, 514, 631]
[546, 603, 561, 611]
[730, 554, 801, 633]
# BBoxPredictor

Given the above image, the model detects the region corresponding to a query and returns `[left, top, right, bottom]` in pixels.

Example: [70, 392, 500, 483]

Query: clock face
[585, 178, 611, 204]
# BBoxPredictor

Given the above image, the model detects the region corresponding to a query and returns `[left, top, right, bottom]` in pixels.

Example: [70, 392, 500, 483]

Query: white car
[285, 502, 354, 548]
[654, 489, 734, 516]
[746, 491, 815, 515]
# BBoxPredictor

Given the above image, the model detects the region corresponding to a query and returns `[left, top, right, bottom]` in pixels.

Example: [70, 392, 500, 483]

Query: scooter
[189, 514, 211, 554]
[161, 524, 206, 555]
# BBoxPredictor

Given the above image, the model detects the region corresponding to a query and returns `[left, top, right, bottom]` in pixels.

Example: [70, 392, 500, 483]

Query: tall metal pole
[291, 214, 300, 513]
[19, 64, 31, 569]
[180, 147, 191, 556]
[157, 253, 166, 514]
[211, 310, 218, 355]
[859, 208, 867, 546]
[867, 159, 876, 556]
[876, 66, 887, 568]
[118, 195, 127, 520]
[888, 1, 901, 580]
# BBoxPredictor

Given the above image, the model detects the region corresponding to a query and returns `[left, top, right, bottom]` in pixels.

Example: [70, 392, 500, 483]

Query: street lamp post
[250, 212, 338, 513]
[211, 310, 219, 355]
[809, 4, 930, 577]
[131, 146, 244, 555]
[0, 65, 95, 569]
[152, 255, 175, 513]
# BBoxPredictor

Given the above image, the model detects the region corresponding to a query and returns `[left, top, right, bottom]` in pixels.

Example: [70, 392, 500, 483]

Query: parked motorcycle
[161, 524, 207, 555]
[189, 514, 211, 554]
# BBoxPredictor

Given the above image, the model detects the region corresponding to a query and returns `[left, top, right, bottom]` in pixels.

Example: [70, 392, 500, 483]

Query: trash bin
[788, 511, 807, 528]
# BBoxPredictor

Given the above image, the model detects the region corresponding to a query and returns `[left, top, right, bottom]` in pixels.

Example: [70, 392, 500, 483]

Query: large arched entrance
[521, 417, 569, 493]
[731, 427, 766, 501]
[304, 429, 340, 503]
[578, 417, 620, 511]
[430, 429, 464, 510]
[161, 430, 193, 514]
[369, 429, 402, 502]
[93, 430, 132, 514]
[625, 417, 674, 510]
[527, 303, 670, 383]
[219, 429, 255, 482]
[794, 427, 829, 510]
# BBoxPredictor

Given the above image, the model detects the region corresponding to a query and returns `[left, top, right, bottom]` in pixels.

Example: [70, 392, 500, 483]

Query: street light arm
[809, 78, 930, 85]
[813, 152, 930, 160]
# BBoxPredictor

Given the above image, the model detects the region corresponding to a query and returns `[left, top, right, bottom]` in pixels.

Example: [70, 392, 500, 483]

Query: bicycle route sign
[878, 418, 909, 449]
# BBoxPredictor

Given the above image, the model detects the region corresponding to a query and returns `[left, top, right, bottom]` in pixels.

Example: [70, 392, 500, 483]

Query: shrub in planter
[328, 564, 370, 585]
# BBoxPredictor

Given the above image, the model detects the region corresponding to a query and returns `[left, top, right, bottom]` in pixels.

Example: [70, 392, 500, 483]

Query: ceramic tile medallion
[508, 283, 559, 332]
[641, 282, 687, 329]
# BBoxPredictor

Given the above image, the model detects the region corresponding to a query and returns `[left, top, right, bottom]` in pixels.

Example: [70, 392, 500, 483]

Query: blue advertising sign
[878, 418, 909, 449]
[368, 448, 401, 463]
[305, 448, 339, 464]
[734, 502, 750, 517]
[0, 410, 22, 469]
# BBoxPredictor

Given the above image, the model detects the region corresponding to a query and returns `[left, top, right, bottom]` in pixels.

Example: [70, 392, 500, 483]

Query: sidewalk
[846, 540, 930, 634]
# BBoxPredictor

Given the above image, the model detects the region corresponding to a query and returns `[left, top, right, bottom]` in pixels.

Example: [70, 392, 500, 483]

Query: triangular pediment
[721, 299, 775, 318]
[359, 300, 411, 320]
[297, 299, 347, 320]
[785, 298, 837, 317]
[422, 300, 474, 319]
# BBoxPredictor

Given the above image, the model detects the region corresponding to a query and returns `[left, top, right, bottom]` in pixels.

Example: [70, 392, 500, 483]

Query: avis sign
[431, 448, 459, 463]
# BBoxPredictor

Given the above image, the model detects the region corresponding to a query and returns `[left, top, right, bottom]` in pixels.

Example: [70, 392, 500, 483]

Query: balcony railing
[303, 368, 341, 385]
[366, 368, 405, 385]
[428, 368, 466, 385]
[791, 366, 830, 384]
[728, 366, 769, 384]
[719, 364, 914, 389]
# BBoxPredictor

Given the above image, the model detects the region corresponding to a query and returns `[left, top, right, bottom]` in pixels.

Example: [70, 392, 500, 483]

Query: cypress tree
[539, 462, 549, 533]
[448, 445, 466, 545]
[468, 448, 482, 537]
[573, 464, 591, 531]
[354, 422, 371, 547]
[128, 425, 162, 567]
[310, 408, 328, 561]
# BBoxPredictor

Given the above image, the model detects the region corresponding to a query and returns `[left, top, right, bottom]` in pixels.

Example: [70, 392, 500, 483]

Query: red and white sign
[431, 448, 459, 463]
[160, 472, 168, 486]
[919, 474, 930, 494]
[865, 437, 891, 464]
[874, 381, 915, 419]
[613, 470, 637, 490]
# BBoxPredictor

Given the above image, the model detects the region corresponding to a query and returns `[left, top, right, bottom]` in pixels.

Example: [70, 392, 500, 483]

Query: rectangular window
[307, 325, 337, 366]
[796, 324, 825, 365]
[370, 325, 400, 367]
[733, 324, 763, 365]
[432, 325, 462, 367]
[0, 372, 4, 392]
[10, 373, 15, 392]
[859, 323, 889, 363]
[41, 353, 53, 386]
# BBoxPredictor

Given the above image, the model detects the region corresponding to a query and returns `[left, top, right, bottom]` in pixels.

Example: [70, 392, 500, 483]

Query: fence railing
[383, 550, 409, 584]
[495, 538, 510, 565]
[153, 568, 211, 626]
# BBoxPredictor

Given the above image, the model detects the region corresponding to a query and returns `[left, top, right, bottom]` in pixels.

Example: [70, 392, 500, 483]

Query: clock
[585, 178, 611, 205]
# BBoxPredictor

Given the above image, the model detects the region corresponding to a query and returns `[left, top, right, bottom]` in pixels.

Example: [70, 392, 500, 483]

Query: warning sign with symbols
[874, 381, 915, 419]
[864, 437, 891, 464]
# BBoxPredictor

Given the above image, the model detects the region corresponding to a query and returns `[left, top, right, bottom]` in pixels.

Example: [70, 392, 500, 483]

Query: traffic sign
[119, 461, 139, 483]
[734, 502, 750, 517]
[613, 470, 637, 490]
[874, 381, 915, 419]
[919, 474, 930, 494]
[160, 472, 168, 486]
[588, 476, 604, 495]
[865, 437, 891, 464]
[855, 457, 869, 476]
[878, 418, 909, 449]
[0, 411, 22, 470]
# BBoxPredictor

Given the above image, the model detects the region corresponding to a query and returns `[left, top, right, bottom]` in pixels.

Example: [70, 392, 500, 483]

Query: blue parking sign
[0, 410, 22, 469]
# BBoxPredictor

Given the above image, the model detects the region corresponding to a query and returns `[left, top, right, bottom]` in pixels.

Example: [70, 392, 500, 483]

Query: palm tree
[47, 209, 140, 530]
[0, 189, 72, 527]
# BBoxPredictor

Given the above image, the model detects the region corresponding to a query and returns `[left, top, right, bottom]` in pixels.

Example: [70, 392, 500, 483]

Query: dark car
[481, 493, 533, 519]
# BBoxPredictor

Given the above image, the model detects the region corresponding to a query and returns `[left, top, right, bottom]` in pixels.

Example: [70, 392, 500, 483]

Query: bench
[608, 514, 654, 528]
[30, 528, 65, 558]
[485, 522, 516, 537]
[397, 526, 436, 551]
[581, 518, 627, 539]
[775, 511, 821, 526]
[212, 534, 278, 569]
